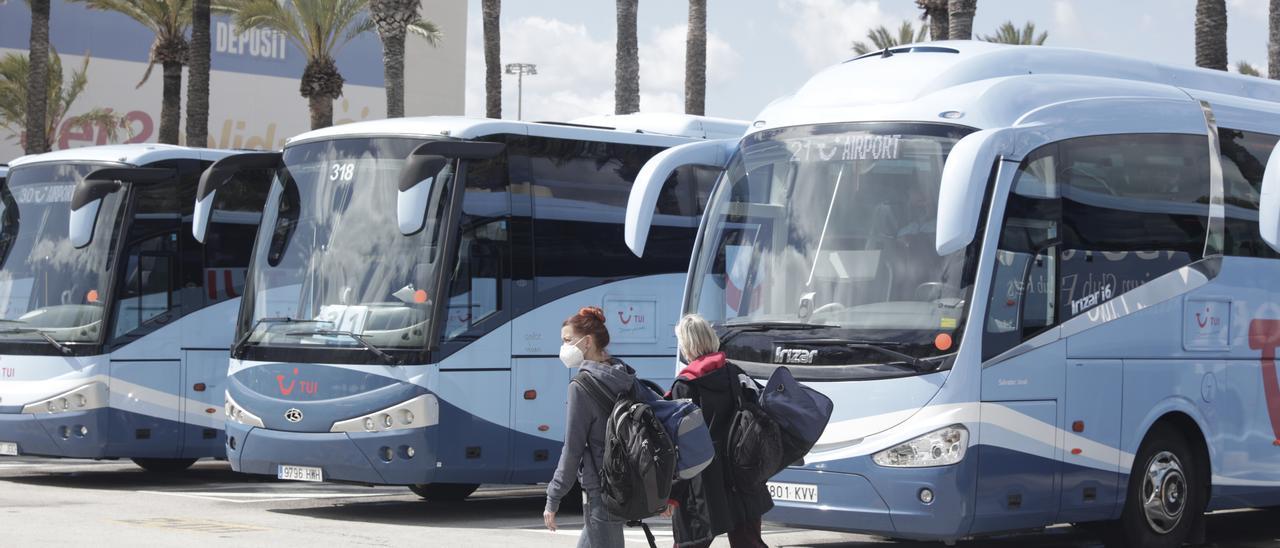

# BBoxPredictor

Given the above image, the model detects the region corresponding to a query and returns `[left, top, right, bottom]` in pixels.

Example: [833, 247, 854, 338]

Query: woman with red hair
[542, 306, 636, 548]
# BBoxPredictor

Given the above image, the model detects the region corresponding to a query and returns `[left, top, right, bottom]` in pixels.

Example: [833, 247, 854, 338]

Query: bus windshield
[686, 122, 977, 362]
[0, 163, 126, 347]
[237, 137, 450, 359]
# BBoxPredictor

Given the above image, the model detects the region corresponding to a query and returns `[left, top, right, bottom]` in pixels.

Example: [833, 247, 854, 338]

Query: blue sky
[462, 0, 1275, 122]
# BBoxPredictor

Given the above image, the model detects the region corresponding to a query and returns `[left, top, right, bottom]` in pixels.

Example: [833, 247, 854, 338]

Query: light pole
[504, 63, 537, 120]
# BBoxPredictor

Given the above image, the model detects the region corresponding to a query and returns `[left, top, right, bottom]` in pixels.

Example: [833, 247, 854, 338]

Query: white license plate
[277, 464, 323, 482]
[0, 442, 17, 456]
[767, 481, 818, 503]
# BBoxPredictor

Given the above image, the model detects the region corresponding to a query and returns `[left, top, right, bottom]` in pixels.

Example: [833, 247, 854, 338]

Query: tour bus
[0, 144, 266, 472]
[193, 114, 744, 498]
[624, 42, 1280, 546]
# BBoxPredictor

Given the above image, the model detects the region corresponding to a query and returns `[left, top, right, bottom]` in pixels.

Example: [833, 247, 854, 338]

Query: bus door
[974, 158, 1064, 533]
[180, 160, 272, 457]
[88, 165, 189, 457]
[433, 151, 516, 484]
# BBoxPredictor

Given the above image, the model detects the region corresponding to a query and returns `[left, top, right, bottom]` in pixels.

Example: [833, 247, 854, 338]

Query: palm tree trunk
[615, 0, 640, 115]
[25, 0, 51, 154]
[947, 0, 976, 40]
[159, 61, 182, 144]
[483, 0, 502, 118]
[187, 0, 211, 147]
[309, 96, 334, 129]
[382, 31, 407, 118]
[925, 0, 949, 41]
[1271, 0, 1280, 78]
[685, 0, 706, 116]
[1196, 0, 1228, 71]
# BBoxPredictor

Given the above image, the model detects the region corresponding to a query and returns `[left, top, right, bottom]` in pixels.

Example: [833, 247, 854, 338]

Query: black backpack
[573, 371, 677, 522]
[726, 365, 785, 488]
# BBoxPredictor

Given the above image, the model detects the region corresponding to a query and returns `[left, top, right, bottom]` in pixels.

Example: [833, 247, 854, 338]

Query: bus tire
[409, 483, 479, 501]
[132, 458, 198, 473]
[1120, 424, 1202, 548]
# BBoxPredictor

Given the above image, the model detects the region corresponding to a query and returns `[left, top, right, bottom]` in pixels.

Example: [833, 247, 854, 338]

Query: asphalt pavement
[0, 457, 1276, 547]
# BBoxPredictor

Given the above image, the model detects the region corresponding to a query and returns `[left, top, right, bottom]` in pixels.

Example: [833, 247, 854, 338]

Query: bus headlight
[22, 382, 108, 415]
[224, 392, 265, 428]
[872, 425, 969, 468]
[330, 394, 438, 434]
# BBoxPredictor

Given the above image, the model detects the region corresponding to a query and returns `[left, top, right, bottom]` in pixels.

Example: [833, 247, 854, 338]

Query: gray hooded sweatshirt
[544, 357, 636, 514]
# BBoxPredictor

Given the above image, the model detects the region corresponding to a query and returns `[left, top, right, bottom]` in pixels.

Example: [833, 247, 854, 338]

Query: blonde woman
[664, 314, 772, 548]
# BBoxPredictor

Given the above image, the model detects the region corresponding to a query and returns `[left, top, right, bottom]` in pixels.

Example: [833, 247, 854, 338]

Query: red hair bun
[578, 306, 606, 324]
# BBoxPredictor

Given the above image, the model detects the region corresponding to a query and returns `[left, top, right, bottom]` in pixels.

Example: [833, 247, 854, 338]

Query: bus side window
[984, 134, 1211, 360]
[525, 137, 692, 306]
[1055, 134, 1208, 323]
[203, 168, 273, 302]
[1219, 128, 1280, 258]
[442, 154, 510, 342]
[113, 233, 177, 340]
[983, 151, 1060, 360]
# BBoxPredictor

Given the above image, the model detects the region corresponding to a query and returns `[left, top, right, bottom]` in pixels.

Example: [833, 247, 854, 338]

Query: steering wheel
[810, 302, 846, 317]
[1062, 166, 1117, 196]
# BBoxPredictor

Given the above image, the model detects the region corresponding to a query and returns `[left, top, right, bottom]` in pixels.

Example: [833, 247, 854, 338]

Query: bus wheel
[1120, 424, 1202, 548]
[409, 483, 479, 501]
[132, 458, 198, 473]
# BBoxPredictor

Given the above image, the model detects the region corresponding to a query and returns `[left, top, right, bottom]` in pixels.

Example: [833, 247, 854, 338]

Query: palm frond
[408, 19, 443, 47]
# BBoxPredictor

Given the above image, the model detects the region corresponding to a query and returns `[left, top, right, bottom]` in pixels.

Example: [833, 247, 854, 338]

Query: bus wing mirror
[194, 152, 282, 243]
[1260, 143, 1280, 253]
[397, 141, 505, 236]
[71, 167, 174, 249]
[625, 138, 737, 257]
[936, 128, 1013, 256]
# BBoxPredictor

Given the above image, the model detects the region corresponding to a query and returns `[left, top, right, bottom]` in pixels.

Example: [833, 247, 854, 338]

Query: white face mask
[560, 337, 587, 369]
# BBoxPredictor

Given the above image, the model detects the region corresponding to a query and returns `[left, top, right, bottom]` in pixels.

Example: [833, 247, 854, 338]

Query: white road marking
[136, 490, 396, 504]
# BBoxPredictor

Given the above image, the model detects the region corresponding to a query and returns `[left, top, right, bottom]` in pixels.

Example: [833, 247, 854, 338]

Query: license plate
[277, 464, 323, 482]
[767, 481, 818, 503]
[0, 442, 16, 456]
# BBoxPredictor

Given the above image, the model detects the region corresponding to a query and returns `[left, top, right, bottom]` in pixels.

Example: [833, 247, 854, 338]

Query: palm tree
[852, 21, 927, 55]
[915, 0, 948, 41]
[70, 0, 191, 145]
[369, 0, 442, 118]
[615, 0, 640, 115]
[221, 0, 386, 129]
[0, 51, 129, 150]
[1237, 60, 1262, 76]
[1196, 0, 1228, 71]
[187, 0, 211, 147]
[980, 21, 1048, 45]
[947, 0, 976, 40]
[25, 0, 51, 154]
[685, 0, 706, 115]
[1269, 0, 1279, 78]
[482, 0, 501, 118]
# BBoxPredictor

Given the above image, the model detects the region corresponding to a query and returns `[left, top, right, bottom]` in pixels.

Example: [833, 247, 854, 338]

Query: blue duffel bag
[760, 366, 834, 466]
[637, 380, 715, 480]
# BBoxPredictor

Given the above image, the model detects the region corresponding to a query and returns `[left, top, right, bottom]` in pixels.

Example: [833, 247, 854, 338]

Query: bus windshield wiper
[0, 328, 73, 355]
[845, 342, 931, 371]
[232, 317, 330, 358]
[284, 330, 401, 366]
[720, 321, 833, 345]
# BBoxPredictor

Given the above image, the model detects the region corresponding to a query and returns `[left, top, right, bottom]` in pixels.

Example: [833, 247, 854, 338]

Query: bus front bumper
[765, 461, 975, 541]
[0, 408, 110, 459]
[225, 420, 438, 485]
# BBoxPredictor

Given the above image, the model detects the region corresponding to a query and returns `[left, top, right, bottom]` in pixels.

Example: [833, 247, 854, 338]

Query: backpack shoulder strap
[571, 371, 615, 414]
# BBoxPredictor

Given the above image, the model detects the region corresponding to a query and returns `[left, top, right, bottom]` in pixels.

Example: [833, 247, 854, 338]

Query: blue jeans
[579, 489, 625, 548]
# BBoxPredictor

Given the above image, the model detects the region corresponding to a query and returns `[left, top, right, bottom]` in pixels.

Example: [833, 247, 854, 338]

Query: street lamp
[504, 63, 537, 120]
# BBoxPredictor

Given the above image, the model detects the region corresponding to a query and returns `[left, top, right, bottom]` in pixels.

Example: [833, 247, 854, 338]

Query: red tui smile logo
[276, 368, 317, 397]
